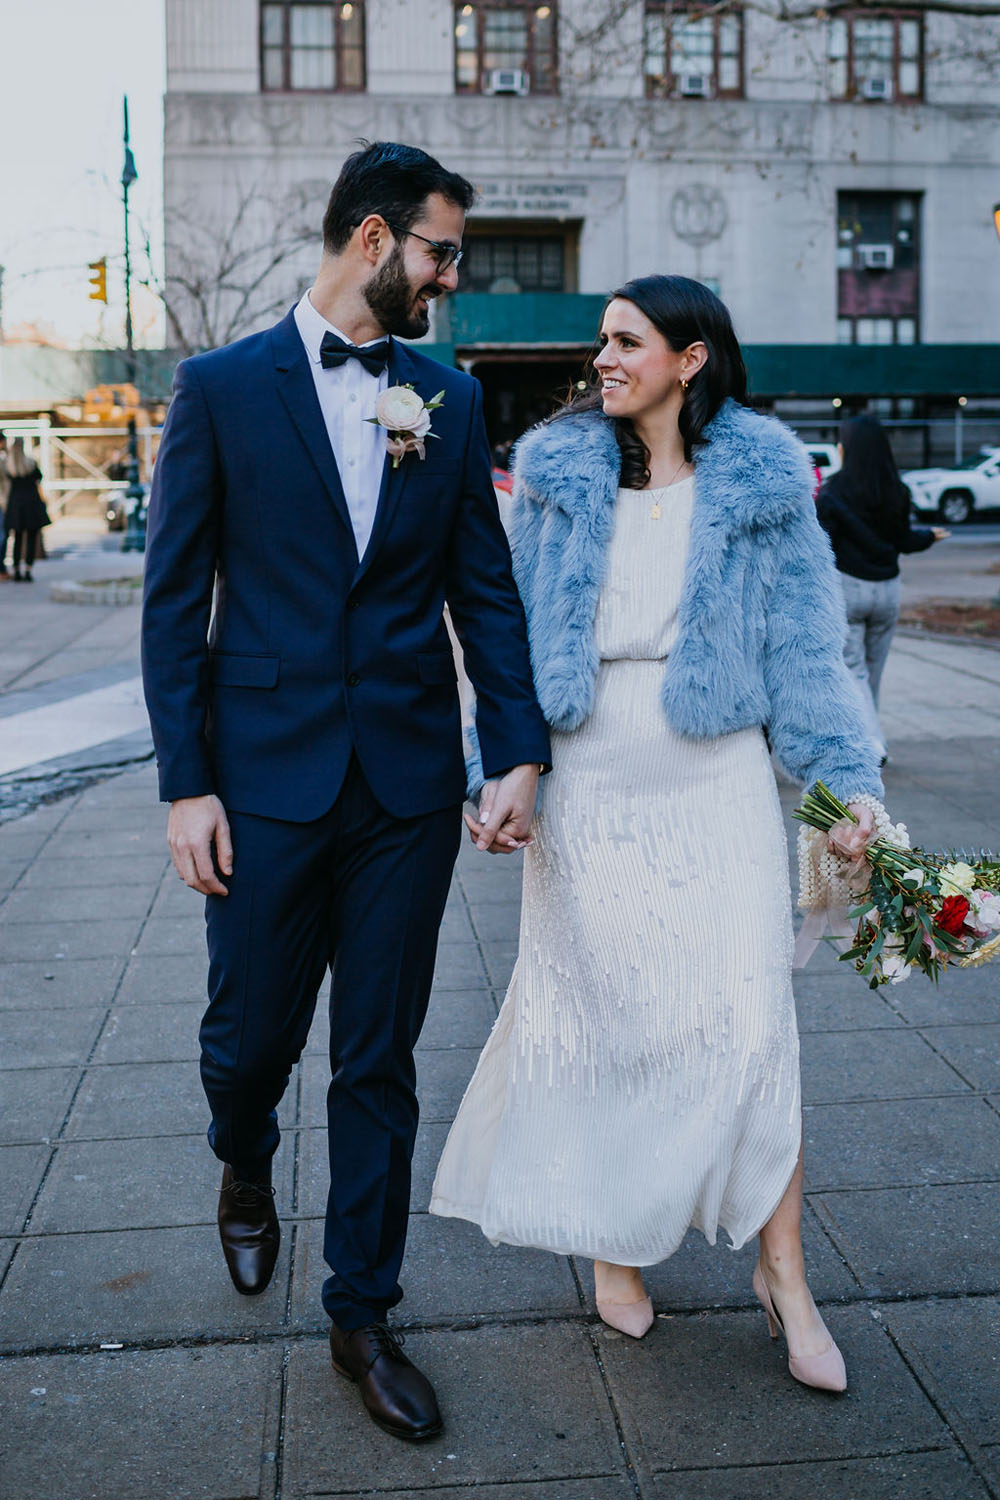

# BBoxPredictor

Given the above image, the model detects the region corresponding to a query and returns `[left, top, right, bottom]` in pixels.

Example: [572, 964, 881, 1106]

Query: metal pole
[120, 95, 146, 553]
[954, 406, 963, 467]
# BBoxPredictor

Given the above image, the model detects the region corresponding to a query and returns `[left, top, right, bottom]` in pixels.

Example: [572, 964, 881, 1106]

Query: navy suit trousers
[200, 755, 462, 1329]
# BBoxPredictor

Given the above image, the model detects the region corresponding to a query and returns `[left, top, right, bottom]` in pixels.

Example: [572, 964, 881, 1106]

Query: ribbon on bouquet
[793, 832, 872, 969]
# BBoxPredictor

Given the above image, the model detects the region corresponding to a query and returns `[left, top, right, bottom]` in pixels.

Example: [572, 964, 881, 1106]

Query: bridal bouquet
[795, 782, 1000, 988]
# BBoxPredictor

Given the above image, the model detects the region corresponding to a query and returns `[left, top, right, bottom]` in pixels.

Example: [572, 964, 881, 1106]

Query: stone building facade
[163, 0, 1000, 447]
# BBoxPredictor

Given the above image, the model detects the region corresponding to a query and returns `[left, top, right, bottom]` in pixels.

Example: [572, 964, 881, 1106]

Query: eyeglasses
[384, 221, 464, 274]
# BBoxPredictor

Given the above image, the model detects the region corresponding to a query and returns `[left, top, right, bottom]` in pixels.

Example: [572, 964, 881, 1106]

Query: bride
[431, 275, 882, 1393]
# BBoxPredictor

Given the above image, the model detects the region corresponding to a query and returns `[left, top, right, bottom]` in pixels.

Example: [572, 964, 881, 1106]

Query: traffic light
[88, 257, 108, 303]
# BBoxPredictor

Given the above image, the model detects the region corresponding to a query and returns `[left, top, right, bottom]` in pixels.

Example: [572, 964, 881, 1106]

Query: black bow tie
[319, 331, 390, 377]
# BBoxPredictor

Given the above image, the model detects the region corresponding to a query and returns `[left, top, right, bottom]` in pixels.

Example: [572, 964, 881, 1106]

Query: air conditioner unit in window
[858, 243, 895, 270]
[484, 68, 530, 95]
[861, 76, 893, 100]
[678, 72, 710, 97]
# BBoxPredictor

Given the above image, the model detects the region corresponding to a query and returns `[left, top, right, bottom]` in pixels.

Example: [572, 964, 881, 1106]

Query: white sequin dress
[430, 477, 801, 1263]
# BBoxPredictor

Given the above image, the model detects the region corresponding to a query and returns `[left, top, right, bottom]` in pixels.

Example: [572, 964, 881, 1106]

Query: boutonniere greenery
[368, 384, 445, 468]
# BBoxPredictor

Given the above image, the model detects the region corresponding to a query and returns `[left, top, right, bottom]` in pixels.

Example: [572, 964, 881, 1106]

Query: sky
[0, 0, 165, 348]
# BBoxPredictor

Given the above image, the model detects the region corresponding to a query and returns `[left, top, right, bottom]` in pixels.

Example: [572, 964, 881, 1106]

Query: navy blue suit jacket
[141, 308, 550, 821]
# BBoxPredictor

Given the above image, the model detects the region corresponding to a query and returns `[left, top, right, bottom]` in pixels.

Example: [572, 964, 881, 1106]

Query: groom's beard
[362, 243, 438, 338]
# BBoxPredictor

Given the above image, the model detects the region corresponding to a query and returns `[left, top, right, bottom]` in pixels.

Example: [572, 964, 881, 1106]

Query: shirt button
[349, 393, 358, 404]
[347, 672, 361, 687]
[347, 599, 360, 612]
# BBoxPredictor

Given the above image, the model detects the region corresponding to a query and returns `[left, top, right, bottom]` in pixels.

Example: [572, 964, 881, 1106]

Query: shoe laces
[223, 1179, 275, 1208]
[365, 1323, 407, 1368]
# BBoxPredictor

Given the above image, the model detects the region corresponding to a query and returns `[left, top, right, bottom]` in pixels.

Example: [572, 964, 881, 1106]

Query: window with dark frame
[457, 230, 570, 293]
[644, 3, 744, 99]
[828, 11, 923, 100]
[260, 1, 365, 92]
[836, 190, 921, 345]
[454, 2, 558, 94]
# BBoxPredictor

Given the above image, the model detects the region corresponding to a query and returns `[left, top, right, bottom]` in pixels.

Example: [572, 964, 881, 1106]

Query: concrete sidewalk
[2, 535, 1000, 1497]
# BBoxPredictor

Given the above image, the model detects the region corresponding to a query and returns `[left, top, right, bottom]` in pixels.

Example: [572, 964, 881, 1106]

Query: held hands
[463, 764, 540, 855]
[827, 802, 876, 864]
[168, 794, 233, 896]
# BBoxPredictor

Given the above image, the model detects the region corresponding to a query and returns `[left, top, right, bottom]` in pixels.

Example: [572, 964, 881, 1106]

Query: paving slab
[466, 898, 523, 943]
[0, 917, 142, 961]
[0, 1145, 52, 1234]
[887, 964, 1000, 1027]
[15, 853, 167, 889]
[0, 1343, 282, 1500]
[0, 1224, 292, 1351]
[0, 856, 30, 892]
[0, 1006, 105, 1070]
[64, 1060, 214, 1140]
[131, 915, 209, 958]
[918, 1024, 1000, 1093]
[792, 974, 908, 1034]
[0, 956, 125, 1009]
[93, 1001, 204, 1063]
[802, 1096, 1000, 1192]
[431, 943, 490, 989]
[27, 1135, 243, 1234]
[813, 1183, 1000, 1298]
[884, 1296, 1000, 1445]
[368, 1483, 634, 1500]
[116, 952, 208, 1005]
[291, 1212, 580, 1331]
[1, 1067, 79, 1145]
[799, 1028, 972, 1104]
[418, 985, 498, 1050]
[648, 1449, 988, 1499]
[481, 940, 518, 990]
[282, 1325, 624, 1495]
[43, 826, 168, 859]
[604, 1303, 947, 1477]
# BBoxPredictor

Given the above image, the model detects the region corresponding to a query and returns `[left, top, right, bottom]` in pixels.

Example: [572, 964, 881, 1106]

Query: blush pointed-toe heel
[594, 1261, 655, 1339]
[752, 1263, 846, 1392]
[596, 1293, 655, 1338]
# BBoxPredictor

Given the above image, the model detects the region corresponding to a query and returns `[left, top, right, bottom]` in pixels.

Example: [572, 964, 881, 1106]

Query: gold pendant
[650, 502, 662, 520]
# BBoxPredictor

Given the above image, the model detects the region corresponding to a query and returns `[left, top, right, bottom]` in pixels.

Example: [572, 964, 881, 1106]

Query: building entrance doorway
[467, 353, 592, 459]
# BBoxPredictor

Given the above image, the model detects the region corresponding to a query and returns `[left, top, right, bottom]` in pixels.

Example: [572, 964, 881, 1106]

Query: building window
[458, 229, 571, 293]
[828, 12, 922, 101]
[454, 3, 558, 94]
[837, 191, 920, 344]
[644, 4, 743, 99]
[261, 1, 365, 92]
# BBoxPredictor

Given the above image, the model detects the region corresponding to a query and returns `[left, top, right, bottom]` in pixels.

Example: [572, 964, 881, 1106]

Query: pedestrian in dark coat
[816, 413, 948, 762]
[4, 438, 50, 582]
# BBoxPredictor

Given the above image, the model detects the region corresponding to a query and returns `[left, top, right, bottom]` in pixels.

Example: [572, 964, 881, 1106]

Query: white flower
[900, 867, 924, 889]
[881, 952, 911, 984]
[940, 861, 976, 895]
[375, 384, 427, 432]
[970, 889, 1000, 931]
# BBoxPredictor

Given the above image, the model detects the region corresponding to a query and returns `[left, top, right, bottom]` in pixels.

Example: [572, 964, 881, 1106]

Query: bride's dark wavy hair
[552, 275, 749, 488]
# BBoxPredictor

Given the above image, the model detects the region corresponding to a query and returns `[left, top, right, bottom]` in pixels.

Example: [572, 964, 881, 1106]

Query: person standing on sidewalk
[4, 438, 50, 582]
[816, 414, 948, 763]
[0, 434, 10, 576]
[141, 141, 550, 1444]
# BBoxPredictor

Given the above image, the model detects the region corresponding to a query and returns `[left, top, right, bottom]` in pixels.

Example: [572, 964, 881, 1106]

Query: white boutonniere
[368, 383, 445, 469]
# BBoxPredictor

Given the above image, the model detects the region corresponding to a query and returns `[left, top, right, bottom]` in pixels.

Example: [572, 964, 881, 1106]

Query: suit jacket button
[347, 672, 361, 687]
[347, 599, 360, 611]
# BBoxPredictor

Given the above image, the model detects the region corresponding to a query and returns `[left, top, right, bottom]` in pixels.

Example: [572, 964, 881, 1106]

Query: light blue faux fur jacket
[470, 398, 883, 805]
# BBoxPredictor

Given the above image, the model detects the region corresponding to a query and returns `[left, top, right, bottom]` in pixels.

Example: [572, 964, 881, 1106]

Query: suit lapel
[269, 309, 356, 551]
[353, 339, 420, 583]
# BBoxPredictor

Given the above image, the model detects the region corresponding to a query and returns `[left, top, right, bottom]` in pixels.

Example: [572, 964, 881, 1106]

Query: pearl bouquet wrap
[797, 794, 909, 912]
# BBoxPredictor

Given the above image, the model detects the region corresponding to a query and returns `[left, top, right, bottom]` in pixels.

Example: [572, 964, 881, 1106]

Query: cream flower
[940, 861, 977, 896]
[375, 385, 426, 431]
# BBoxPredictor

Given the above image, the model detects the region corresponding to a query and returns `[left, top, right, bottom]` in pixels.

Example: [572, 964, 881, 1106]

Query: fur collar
[513, 398, 813, 533]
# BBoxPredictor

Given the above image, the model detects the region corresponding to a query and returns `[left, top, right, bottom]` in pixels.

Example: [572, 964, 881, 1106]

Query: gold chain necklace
[649, 457, 689, 519]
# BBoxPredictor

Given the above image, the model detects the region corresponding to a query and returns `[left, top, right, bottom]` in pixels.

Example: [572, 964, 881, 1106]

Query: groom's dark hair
[322, 141, 476, 255]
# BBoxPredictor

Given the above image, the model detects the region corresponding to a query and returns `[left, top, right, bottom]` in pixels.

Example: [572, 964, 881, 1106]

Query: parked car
[904, 449, 1000, 525]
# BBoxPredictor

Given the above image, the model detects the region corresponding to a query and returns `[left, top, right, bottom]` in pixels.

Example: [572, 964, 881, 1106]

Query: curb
[49, 580, 142, 607]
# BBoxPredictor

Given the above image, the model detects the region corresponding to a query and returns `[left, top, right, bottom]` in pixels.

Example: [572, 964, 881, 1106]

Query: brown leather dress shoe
[217, 1163, 280, 1295]
[329, 1321, 443, 1441]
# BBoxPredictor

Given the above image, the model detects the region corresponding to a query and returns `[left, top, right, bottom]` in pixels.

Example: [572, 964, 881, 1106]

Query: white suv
[904, 450, 1000, 525]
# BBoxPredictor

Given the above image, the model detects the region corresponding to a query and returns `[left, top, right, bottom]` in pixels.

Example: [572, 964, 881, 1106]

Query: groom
[142, 141, 550, 1441]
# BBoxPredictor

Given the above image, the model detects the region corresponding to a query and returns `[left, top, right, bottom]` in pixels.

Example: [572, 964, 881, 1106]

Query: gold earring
[680, 377, 689, 393]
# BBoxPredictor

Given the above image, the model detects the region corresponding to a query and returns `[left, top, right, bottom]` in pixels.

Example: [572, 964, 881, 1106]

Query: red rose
[937, 895, 971, 936]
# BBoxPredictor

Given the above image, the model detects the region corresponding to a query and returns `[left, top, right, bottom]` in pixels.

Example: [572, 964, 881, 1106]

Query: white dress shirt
[293, 290, 389, 561]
